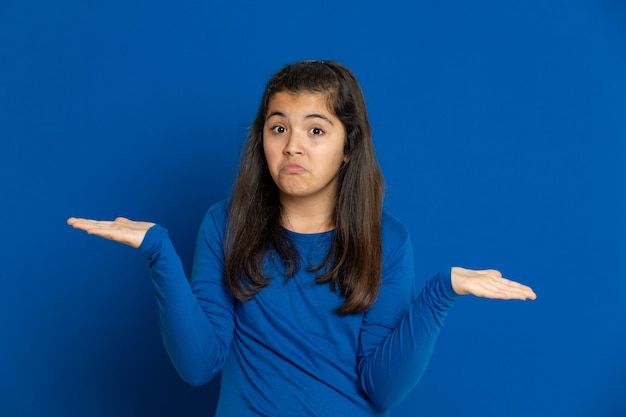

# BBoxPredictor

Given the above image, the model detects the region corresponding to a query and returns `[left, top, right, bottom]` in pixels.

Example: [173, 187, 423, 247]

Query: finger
[477, 280, 515, 299]
[496, 277, 537, 300]
[67, 217, 95, 226]
[468, 274, 534, 300]
[67, 218, 103, 230]
[82, 224, 136, 246]
[484, 274, 536, 296]
[71, 220, 116, 233]
[487, 282, 537, 300]
[67, 219, 125, 241]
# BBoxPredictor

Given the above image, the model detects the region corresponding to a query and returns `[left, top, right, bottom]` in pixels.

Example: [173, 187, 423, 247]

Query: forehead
[266, 91, 334, 116]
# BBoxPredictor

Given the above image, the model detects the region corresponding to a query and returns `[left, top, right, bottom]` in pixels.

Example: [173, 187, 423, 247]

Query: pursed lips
[281, 164, 307, 173]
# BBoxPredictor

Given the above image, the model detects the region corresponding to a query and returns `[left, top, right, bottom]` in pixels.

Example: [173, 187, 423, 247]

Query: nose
[283, 130, 304, 156]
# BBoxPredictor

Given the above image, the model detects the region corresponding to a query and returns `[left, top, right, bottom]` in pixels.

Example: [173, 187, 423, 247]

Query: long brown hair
[225, 60, 384, 314]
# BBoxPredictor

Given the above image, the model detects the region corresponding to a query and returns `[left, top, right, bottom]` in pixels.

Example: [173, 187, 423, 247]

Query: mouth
[281, 164, 306, 173]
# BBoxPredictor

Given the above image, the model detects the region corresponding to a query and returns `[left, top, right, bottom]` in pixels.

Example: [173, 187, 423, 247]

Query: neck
[280, 195, 335, 234]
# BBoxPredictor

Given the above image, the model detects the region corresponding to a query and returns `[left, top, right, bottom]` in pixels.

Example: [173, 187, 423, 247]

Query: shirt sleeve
[139, 204, 235, 386]
[357, 222, 457, 410]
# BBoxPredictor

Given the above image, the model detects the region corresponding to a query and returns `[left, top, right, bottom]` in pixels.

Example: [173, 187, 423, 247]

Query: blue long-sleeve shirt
[139, 201, 456, 416]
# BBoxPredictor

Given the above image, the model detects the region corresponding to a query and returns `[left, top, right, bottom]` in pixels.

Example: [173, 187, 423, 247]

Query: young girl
[68, 60, 536, 416]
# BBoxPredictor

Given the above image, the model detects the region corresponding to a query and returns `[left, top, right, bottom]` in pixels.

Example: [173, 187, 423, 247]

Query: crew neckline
[281, 227, 335, 242]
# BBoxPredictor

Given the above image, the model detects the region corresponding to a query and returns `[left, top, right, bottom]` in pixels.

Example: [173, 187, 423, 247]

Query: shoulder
[197, 199, 229, 243]
[381, 211, 410, 250]
[366, 212, 415, 317]
[206, 199, 229, 222]
[380, 211, 413, 270]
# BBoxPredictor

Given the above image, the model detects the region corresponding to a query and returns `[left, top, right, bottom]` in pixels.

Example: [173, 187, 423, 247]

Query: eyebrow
[265, 111, 334, 125]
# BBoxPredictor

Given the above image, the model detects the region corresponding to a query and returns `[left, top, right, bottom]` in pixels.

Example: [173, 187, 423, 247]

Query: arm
[141, 211, 235, 385]
[357, 230, 454, 410]
[67, 204, 235, 386]
[357, 221, 536, 410]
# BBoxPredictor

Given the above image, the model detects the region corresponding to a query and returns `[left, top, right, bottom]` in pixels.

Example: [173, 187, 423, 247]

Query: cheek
[262, 139, 273, 164]
[263, 142, 281, 176]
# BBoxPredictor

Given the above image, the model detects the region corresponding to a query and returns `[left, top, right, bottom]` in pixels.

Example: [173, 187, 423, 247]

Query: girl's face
[263, 91, 348, 208]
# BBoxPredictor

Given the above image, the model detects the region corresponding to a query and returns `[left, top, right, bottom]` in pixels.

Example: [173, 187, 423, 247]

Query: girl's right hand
[67, 217, 156, 249]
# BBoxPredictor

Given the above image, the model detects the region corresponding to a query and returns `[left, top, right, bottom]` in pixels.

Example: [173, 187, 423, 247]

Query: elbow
[359, 360, 416, 411]
[366, 391, 403, 412]
[359, 367, 403, 411]
[164, 336, 229, 387]
[177, 365, 218, 387]
[362, 370, 424, 411]
[172, 351, 225, 387]
[181, 373, 213, 387]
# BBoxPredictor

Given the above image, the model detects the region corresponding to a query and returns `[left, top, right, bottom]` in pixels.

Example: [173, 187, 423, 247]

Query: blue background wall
[1, 1, 625, 416]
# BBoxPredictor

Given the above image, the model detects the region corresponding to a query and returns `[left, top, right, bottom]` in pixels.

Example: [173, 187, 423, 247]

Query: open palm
[67, 217, 155, 248]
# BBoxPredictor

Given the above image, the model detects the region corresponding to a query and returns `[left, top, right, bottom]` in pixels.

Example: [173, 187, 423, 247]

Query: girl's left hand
[67, 217, 155, 249]
[451, 267, 537, 300]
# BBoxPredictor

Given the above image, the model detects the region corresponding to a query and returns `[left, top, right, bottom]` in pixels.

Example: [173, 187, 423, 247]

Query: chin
[277, 182, 308, 196]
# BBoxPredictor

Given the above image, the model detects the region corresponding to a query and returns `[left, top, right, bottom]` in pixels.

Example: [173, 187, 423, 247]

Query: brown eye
[310, 127, 324, 135]
[271, 126, 286, 134]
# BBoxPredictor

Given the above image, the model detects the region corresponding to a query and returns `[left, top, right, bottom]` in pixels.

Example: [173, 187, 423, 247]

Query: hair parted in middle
[225, 60, 385, 314]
